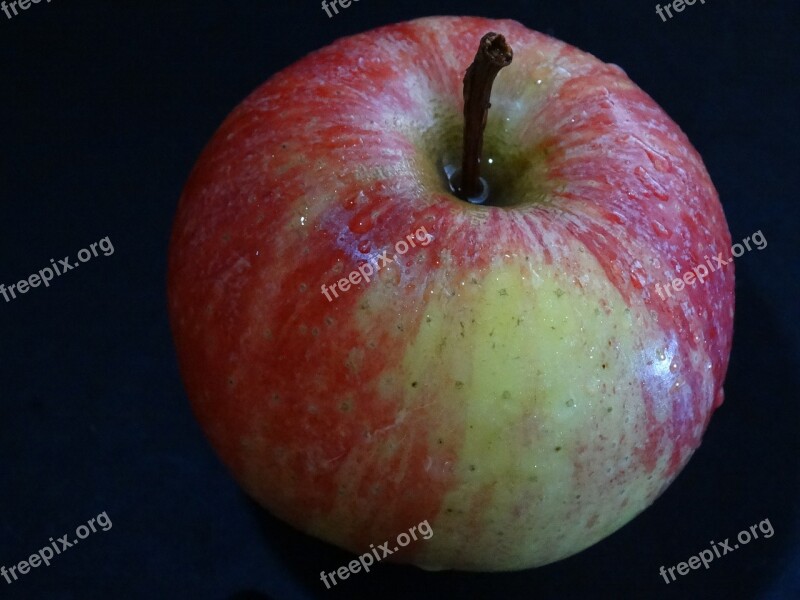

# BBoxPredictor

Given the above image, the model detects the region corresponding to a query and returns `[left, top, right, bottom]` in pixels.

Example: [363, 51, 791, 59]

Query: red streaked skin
[168, 16, 733, 570]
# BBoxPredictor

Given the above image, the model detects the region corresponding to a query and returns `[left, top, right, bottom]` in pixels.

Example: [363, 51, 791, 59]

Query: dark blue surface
[0, 1, 798, 598]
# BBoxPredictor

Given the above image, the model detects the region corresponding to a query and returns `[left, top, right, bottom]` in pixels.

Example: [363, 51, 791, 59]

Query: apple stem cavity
[457, 32, 513, 203]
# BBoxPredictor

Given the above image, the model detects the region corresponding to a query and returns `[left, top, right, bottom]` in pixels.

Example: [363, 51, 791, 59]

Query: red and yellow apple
[168, 16, 734, 570]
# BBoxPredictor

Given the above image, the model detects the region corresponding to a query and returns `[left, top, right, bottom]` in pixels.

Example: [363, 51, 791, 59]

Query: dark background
[1, 1, 797, 598]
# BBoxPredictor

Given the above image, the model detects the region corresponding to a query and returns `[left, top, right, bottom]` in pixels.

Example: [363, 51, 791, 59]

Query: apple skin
[168, 16, 734, 571]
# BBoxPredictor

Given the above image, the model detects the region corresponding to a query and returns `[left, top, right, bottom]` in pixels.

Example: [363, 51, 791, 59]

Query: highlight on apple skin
[167, 16, 734, 571]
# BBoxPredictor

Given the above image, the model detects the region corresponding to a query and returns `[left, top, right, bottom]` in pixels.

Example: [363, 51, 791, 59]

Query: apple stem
[458, 32, 513, 201]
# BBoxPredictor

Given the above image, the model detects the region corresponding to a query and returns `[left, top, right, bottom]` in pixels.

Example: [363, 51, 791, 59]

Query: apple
[168, 16, 734, 571]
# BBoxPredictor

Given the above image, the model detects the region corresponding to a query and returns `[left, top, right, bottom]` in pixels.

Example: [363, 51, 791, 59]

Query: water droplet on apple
[651, 220, 670, 238]
[608, 211, 625, 225]
[669, 361, 678, 373]
[349, 213, 373, 234]
[629, 272, 644, 289]
[358, 240, 371, 253]
[655, 348, 667, 361]
[634, 166, 669, 201]
[644, 147, 671, 172]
